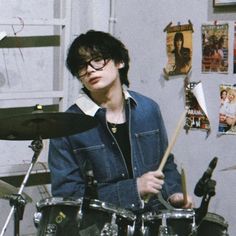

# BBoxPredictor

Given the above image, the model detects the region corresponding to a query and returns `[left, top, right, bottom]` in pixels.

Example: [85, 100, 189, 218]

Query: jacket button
[121, 173, 125, 177]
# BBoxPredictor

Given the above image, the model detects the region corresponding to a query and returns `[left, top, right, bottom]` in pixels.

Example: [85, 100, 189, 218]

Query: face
[176, 39, 183, 49]
[221, 91, 227, 100]
[78, 57, 123, 93]
[228, 90, 236, 102]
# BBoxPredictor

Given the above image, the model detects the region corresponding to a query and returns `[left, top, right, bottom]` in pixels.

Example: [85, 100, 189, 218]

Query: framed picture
[214, 0, 236, 7]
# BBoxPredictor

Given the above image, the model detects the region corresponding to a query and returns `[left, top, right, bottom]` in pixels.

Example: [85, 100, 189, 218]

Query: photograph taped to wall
[164, 23, 193, 76]
[214, 0, 236, 7]
[234, 22, 236, 74]
[185, 82, 210, 131]
[219, 84, 236, 134]
[201, 23, 228, 73]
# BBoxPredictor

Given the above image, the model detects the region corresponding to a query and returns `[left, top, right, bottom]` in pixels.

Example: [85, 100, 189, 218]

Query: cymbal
[0, 179, 32, 203]
[0, 112, 97, 140]
[220, 165, 236, 171]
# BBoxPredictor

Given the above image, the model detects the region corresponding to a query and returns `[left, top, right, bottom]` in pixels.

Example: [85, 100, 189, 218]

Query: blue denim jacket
[49, 89, 182, 210]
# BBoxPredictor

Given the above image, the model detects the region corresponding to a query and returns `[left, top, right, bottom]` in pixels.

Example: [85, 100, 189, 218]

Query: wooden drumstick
[181, 167, 188, 205]
[144, 110, 187, 203]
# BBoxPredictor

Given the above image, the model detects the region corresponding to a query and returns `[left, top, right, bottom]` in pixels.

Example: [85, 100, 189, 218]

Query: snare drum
[34, 197, 136, 236]
[143, 208, 195, 236]
[197, 212, 229, 236]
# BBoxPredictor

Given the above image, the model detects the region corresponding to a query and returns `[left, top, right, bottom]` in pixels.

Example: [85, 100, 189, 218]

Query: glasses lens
[90, 58, 106, 70]
[77, 57, 108, 77]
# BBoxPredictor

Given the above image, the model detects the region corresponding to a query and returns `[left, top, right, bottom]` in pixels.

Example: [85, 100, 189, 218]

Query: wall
[112, 0, 236, 235]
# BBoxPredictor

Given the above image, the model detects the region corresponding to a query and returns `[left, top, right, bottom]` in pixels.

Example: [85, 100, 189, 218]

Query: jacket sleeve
[48, 137, 85, 198]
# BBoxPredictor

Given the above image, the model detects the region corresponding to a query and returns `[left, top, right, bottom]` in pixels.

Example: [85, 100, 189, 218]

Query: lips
[89, 77, 100, 84]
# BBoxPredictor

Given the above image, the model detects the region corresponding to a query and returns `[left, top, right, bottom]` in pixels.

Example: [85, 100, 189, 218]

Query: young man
[48, 30, 193, 213]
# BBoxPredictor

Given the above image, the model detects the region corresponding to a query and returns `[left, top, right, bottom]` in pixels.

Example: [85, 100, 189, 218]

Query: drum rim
[144, 208, 195, 220]
[36, 197, 82, 209]
[36, 197, 136, 221]
[89, 199, 136, 221]
[202, 212, 229, 228]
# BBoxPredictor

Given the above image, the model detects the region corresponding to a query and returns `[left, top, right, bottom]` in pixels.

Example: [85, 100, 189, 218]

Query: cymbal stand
[0, 138, 43, 236]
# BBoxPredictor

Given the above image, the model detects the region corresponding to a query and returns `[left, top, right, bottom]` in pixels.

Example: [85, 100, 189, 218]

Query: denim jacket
[49, 88, 182, 211]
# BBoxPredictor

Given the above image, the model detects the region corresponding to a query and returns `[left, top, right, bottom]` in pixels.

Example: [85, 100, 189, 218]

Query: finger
[153, 170, 165, 179]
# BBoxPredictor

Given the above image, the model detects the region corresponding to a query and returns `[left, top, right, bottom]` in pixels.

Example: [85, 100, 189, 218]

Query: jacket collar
[75, 87, 136, 116]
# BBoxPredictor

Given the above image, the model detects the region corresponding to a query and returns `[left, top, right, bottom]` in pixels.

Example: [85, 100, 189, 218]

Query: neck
[91, 80, 124, 111]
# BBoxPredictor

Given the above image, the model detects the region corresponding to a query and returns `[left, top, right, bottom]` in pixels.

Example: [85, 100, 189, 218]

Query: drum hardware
[194, 157, 218, 197]
[158, 213, 169, 236]
[142, 208, 196, 236]
[0, 105, 97, 236]
[34, 197, 136, 236]
[0, 179, 32, 202]
[0, 138, 43, 236]
[100, 213, 118, 236]
[81, 158, 98, 214]
[194, 157, 217, 226]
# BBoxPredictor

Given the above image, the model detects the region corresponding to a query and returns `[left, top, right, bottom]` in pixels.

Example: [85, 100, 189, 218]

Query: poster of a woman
[164, 23, 193, 76]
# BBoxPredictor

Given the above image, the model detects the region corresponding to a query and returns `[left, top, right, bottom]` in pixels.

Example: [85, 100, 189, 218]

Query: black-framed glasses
[77, 57, 110, 77]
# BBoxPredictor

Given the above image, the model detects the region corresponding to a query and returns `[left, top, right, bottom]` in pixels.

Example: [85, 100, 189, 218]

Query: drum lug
[100, 213, 118, 236]
[33, 212, 42, 228]
[158, 213, 171, 236]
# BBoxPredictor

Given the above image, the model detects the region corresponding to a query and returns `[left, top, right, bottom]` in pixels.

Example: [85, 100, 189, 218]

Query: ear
[118, 62, 125, 69]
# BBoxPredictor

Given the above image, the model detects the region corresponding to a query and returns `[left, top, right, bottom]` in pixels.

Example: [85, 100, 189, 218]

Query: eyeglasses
[77, 57, 109, 77]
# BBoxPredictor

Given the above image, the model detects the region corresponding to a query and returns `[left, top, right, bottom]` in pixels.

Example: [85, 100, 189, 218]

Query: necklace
[111, 124, 118, 134]
[109, 103, 125, 134]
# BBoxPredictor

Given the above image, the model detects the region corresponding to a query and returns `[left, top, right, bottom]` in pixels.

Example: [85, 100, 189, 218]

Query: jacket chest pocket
[74, 144, 111, 181]
[135, 129, 161, 168]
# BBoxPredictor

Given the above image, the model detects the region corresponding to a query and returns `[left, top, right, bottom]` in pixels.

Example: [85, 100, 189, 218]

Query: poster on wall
[201, 23, 228, 73]
[219, 84, 236, 134]
[163, 22, 193, 77]
[185, 81, 210, 132]
[234, 22, 236, 74]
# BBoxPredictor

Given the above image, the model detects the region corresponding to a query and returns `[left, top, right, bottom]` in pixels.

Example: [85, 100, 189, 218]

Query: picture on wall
[164, 23, 193, 76]
[214, 0, 236, 7]
[185, 81, 210, 131]
[234, 22, 236, 74]
[201, 23, 228, 73]
[219, 84, 236, 134]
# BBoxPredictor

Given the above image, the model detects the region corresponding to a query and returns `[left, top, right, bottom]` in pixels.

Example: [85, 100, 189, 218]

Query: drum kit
[0, 105, 231, 236]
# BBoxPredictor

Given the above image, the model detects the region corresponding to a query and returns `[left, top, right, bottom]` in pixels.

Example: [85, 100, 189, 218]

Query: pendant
[111, 126, 117, 133]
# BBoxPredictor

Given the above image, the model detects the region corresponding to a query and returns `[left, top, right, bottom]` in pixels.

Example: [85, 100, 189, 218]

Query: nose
[87, 64, 96, 74]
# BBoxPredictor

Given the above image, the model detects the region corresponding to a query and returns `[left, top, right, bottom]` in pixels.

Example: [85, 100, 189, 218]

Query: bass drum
[197, 212, 229, 236]
[34, 197, 136, 236]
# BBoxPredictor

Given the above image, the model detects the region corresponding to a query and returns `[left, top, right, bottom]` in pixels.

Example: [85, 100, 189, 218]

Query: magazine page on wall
[185, 81, 210, 132]
[201, 23, 229, 74]
[163, 22, 193, 78]
[234, 22, 236, 74]
[219, 84, 236, 134]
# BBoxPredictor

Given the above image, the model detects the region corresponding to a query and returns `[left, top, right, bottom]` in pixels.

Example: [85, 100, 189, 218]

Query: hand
[168, 192, 194, 209]
[137, 170, 164, 198]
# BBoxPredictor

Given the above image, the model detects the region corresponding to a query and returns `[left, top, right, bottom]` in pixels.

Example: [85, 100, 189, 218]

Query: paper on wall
[0, 31, 7, 41]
